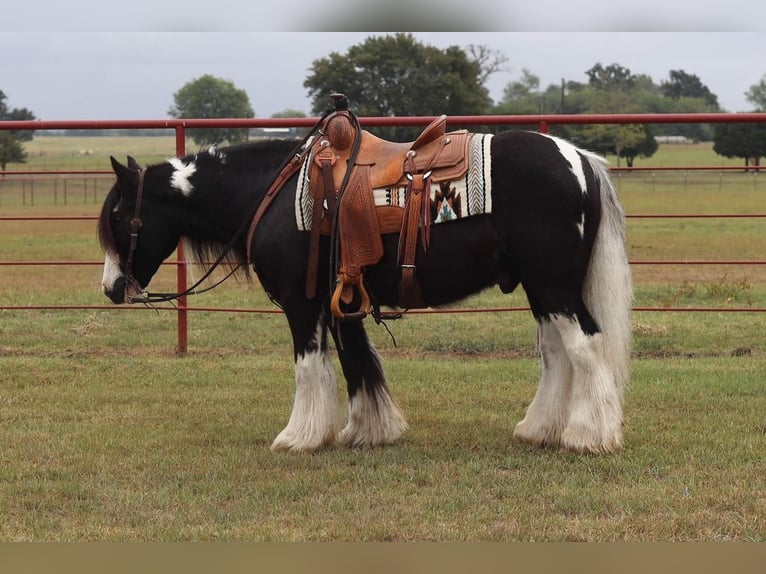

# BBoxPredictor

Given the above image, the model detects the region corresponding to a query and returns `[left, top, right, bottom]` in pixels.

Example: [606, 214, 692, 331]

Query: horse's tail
[583, 153, 633, 394]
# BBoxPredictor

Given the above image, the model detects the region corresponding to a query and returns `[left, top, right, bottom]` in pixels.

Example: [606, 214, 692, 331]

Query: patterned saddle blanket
[294, 132, 494, 232]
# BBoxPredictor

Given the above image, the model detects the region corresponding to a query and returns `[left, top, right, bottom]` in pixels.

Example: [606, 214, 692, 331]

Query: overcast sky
[2, 11, 765, 121]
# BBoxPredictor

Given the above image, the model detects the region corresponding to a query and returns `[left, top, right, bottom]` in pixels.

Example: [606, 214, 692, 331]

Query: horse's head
[98, 156, 182, 304]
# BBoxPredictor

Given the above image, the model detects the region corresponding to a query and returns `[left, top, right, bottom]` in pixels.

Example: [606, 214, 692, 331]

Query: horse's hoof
[270, 430, 337, 453]
[560, 427, 622, 455]
[513, 420, 562, 448]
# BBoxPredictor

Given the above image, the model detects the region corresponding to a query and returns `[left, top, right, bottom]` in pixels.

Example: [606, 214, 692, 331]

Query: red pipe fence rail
[2, 113, 765, 353]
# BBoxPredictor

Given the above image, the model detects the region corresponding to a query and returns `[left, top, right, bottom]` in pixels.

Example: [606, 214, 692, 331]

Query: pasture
[0, 136, 764, 541]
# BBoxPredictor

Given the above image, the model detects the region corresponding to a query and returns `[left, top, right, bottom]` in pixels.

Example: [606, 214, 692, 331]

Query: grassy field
[0, 137, 764, 541]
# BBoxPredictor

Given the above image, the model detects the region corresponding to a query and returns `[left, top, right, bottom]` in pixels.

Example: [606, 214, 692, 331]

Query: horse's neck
[176, 145, 293, 249]
[179, 178, 252, 247]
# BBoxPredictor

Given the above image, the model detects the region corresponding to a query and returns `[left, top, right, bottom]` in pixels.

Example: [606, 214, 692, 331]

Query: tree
[0, 132, 26, 171]
[617, 124, 659, 167]
[465, 44, 509, 85]
[572, 123, 657, 167]
[494, 69, 543, 115]
[567, 64, 659, 165]
[660, 70, 719, 109]
[168, 75, 254, 147]
[303, 33, 493, 140]
[586, 63, 636, 91]
[496, 62, 725, 148]
[745, 75, 766, 111]
[0, 90, 35, 171]
[713, 121, 766, 168]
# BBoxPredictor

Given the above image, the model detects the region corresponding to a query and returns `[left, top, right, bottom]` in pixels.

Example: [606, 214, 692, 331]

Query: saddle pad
[295, 133, 493, 231]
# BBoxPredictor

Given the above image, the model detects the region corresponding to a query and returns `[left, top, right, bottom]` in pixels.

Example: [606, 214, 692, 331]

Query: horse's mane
[183, 138, 301, 280]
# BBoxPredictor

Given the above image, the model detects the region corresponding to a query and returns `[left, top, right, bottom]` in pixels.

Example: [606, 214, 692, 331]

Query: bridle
[119, 104, 337, 306]
[121, 166, 242, 305]
[122, 168, 145, 301]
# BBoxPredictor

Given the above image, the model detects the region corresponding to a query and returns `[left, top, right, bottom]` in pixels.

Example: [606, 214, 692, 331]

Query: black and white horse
[98, 129, 632, 454]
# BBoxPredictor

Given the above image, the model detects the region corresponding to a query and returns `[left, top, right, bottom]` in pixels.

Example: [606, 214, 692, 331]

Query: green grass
[0, 352, 763, 541]
[0, 137, 765, 541]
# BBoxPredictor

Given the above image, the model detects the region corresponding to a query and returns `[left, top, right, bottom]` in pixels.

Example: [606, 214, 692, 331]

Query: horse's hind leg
[515, 291, 623, 454]
[551, 312, 623, 454]
[513, 319, 573, 447]
[330, 319, 408, 448]
[271, 305, 343, 452]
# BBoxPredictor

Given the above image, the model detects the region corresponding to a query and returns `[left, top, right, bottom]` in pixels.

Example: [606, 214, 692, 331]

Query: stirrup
[330, 277, 371, 321]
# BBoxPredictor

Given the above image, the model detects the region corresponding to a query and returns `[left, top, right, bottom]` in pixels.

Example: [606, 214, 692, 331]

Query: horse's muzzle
[104, 275, 128, 305]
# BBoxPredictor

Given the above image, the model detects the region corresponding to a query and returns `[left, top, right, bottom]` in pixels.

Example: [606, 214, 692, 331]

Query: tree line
[3, 33, 766, 170]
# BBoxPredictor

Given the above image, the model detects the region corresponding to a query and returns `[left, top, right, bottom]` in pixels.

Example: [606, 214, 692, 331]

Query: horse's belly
[367, 216, 503, 308]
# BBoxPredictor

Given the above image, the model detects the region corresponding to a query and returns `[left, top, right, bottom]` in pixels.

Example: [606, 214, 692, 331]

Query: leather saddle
[306, 108, 471, 319]
[246, 98, 472, 321]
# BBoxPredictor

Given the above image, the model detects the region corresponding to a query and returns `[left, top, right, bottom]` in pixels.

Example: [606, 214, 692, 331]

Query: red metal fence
[1, 113, 764, 353]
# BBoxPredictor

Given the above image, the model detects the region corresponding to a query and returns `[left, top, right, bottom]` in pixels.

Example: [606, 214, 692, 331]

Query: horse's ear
[110, 156, 139, 193]
[126, 156, 142, 171]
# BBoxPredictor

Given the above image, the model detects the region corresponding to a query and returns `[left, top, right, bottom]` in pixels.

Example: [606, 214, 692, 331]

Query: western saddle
[247, 95, 471, 320]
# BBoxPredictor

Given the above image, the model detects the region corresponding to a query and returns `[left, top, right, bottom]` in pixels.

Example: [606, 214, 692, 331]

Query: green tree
[565, 64, 659, 166]
[745, 75, 766, 111]
[494, 69, 543, 115]
[168, 75, 254, 147]
[660, 70, 719, 109]
[0, 90, 35, 171]
[303, 33, 493, 140]
[495, 62, 724, 148]
[653, 70, 720, 141]
[0, 132, 26, 171]
[617, 124, 659, 167]
[713, 121, 766, 168]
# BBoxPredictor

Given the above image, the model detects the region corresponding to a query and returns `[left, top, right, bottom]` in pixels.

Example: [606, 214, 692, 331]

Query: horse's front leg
[330, 319, 408, 448]
[270, 304, 343, 452]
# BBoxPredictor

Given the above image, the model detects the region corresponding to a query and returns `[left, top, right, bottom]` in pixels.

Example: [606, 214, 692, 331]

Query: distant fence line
[0, 173, 113, 207]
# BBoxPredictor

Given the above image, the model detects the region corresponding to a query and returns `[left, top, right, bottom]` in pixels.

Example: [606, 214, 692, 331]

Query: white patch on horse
[339, 345, 408, 448]
[514, 319, 573, 447]
[100, 253, 123, 296]
[168, 157, 196, 196]
[544, 134, 588, 195]
[548, 313, 623, 454]
[271, 319, 342, 452]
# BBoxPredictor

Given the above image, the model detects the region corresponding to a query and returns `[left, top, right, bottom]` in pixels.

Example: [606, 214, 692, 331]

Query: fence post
[175, 126, 189, 355]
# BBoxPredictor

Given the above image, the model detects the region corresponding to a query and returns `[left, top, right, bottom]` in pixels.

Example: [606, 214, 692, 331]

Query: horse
[98, 119, 632, 455]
